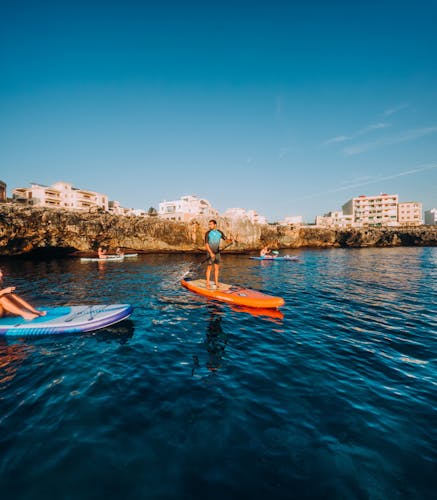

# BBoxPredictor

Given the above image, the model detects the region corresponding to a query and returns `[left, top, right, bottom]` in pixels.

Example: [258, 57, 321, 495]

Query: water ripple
[0, 248, 436, 499]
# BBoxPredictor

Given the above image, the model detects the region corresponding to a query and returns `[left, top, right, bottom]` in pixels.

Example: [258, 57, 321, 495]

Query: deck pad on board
[181, 278, 284, 309]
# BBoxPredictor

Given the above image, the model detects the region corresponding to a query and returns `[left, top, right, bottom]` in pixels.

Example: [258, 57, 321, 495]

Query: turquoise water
[0, 248, 436, 499]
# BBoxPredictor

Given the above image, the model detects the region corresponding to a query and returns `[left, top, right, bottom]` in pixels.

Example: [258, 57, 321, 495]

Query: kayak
[80, 255, 124, 262]
[181, 278, 284, 309]
[0, 304, 133, 336]
[124, 253, 138, 258]
[250, 255, 299, 261]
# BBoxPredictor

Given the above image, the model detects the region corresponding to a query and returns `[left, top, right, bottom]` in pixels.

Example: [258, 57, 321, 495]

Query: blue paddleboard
[250, 256, 299, 261]
[0, 304, 133, 336]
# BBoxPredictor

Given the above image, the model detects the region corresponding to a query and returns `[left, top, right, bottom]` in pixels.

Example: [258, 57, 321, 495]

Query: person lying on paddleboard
[0, 287, 46, 321]
[205, 219, 233, 289]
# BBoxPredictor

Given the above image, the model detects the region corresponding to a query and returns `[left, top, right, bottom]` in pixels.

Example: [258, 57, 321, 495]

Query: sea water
[0, 247, 436, 499]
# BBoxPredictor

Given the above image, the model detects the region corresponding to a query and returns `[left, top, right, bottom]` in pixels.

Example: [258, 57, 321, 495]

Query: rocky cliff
[0, 205, 436, 256]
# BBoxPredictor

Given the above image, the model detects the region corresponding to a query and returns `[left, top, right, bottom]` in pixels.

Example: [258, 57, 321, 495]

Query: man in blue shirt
[205, 219, 233, 289]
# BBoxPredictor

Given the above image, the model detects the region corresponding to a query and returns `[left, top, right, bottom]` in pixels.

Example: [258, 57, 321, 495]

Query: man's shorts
[206, 252, 221, 265]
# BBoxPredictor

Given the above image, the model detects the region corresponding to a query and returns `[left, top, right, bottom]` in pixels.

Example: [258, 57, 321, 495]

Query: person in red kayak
[205, 220, 233, 289]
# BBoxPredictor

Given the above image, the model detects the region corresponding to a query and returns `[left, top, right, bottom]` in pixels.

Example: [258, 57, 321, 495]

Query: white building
[108, 200, 124, 215]
[315, 211, 354, 228]
[424, 208, 437, 225]
[279, 215, 303, 226]
[223, 207, 267, 224]
[12, 182, 108, 211]
[158, 195, 218, 221]
[342, 193, 399, 227]
[398, 202, 423, 226]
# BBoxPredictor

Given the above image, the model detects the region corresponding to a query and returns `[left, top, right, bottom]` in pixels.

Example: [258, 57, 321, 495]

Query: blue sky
[1, 0, 436, 222]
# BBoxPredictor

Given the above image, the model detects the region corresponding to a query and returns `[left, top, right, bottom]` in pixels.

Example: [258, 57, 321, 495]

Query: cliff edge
[0, 205, 436, 256]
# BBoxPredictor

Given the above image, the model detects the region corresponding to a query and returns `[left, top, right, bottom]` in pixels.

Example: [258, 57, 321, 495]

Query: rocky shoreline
[0, 205, 436, 257]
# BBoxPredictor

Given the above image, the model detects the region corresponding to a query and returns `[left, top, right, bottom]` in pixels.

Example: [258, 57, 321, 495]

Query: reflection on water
[205, 305, 228, 372]
[0, 340, 32, 386]
[86, 319, 135, 344]
[192, 304, 228, 376]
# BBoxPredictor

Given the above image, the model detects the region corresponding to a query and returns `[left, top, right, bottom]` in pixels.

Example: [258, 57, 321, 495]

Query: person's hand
[210, 252, 215, 261]
[1, 286, 16, 295]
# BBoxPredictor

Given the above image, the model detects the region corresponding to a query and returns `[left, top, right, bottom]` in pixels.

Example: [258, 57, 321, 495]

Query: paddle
[181, 240, 235, 280]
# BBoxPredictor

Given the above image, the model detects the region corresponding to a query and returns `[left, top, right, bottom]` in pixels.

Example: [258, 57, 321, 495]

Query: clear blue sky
[1, 0, 436, 222]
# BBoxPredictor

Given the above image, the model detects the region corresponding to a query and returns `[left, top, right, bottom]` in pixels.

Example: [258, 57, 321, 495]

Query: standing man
[205, 219, 233, 289]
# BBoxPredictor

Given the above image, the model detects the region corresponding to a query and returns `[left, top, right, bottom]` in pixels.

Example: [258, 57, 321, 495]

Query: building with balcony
[398, 202, 423, 226]
[315, 211, 354, 228]
[424, 208, 437, 225]
[0, 180, 6, 202]
[342, 193, 399, 227]
[158, 195, 218, 221]
[12, 182, 108, 211]
[223, 207, 267, 224]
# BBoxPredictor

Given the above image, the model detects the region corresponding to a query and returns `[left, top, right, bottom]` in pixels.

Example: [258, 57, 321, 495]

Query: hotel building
[398, 202, 423, 226]
[342, 194, 399, 227]
[0, 180, 6, 202]
[158, 195, 218, 221]
[425, 208, 437, 225]
[12, 182, 109, 211]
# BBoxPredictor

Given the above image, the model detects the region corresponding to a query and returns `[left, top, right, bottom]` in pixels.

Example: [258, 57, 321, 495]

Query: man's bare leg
[214, 264, 220, 287]
[206, 265, 212, 288]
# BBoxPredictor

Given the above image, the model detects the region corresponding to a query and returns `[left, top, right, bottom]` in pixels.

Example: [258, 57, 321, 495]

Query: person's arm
[0, 286, 15, 297]
[221, 230, 233, 244]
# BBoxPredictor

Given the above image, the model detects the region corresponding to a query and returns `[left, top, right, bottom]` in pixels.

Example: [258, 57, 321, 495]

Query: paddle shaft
[200, 240, 234, 265]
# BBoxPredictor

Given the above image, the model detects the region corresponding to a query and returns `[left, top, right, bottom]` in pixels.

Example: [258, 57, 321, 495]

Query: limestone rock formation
[0, 205, 436, 256]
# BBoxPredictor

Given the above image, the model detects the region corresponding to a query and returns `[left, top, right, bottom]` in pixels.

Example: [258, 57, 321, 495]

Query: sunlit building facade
[315, 211, 354, 228]
[158, 195, 218, 221]
[279, 215, 303, 226]
[12, 182, 108, 211]
[224, 207, 267, 224]
[398, 202, 423, 226]
[342, 194, 399, 227]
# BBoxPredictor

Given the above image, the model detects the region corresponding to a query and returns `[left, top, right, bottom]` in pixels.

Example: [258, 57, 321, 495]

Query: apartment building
[12, 182, 108, 211]
[398, 202, 423, 226]
[342, 194, 399, 227]
[424, 208, 437, 225]
[315, 211, 354, 228]
[158, 195, 218, 221]
[0, 180, 6, 202]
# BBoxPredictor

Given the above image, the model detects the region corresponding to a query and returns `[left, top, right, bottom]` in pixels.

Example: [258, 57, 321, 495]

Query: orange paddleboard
[181, 278, 284, 309]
